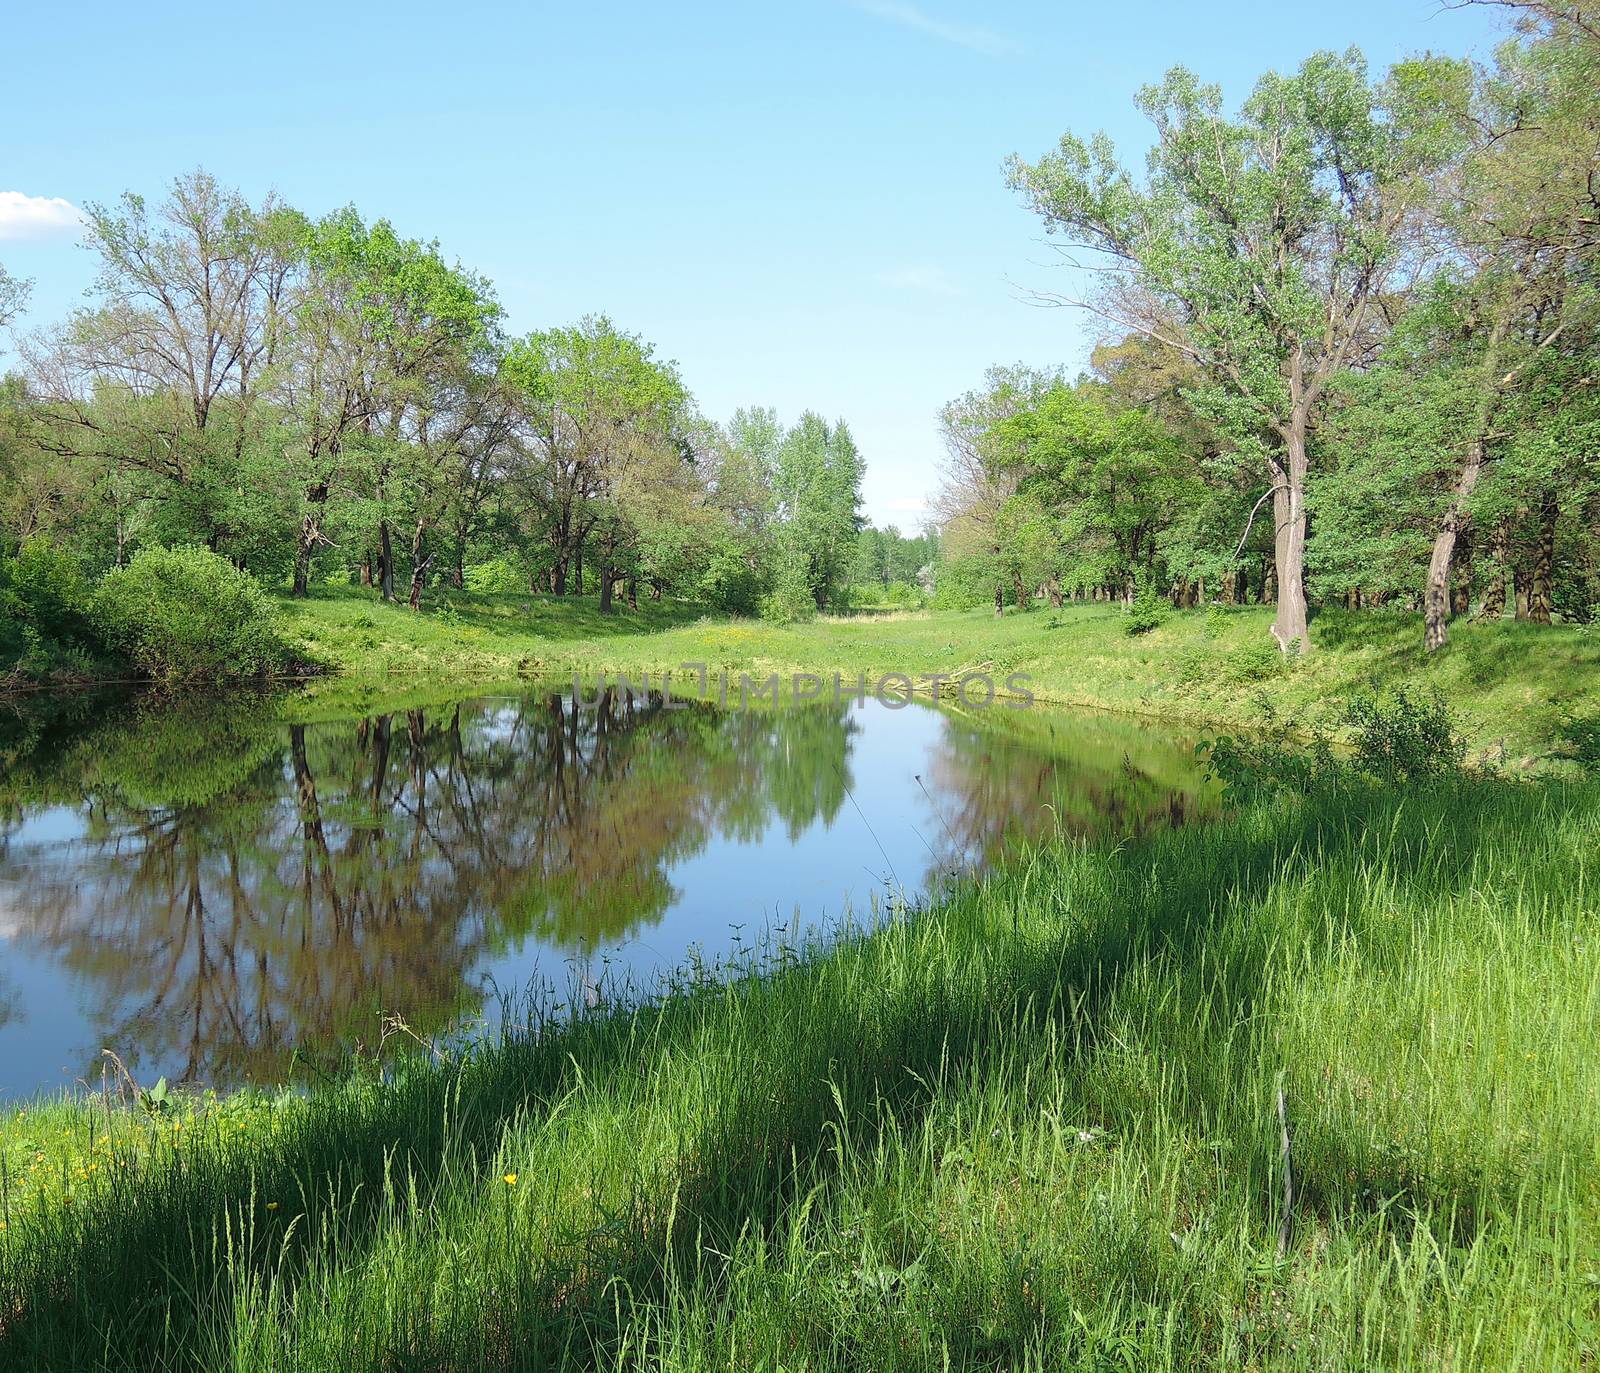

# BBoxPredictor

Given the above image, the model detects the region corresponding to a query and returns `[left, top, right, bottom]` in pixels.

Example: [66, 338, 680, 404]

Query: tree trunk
[1578, 495, 1600, 624]
[1450, 535, 1472, 618]
[994, 585, 1004, 617]
[408, 519, 432, 611]
[360, 554, 372, 587]
[292, 483, 329, 598]
[1514, 525, 1533, 620]
[1270, 436, 1310, 653]
[379, 521, 395, 602]
[599, 567, 615, 614]
[573, 541, 584, 596]
[1013, 575, 1027, 610]
[1048, 577, 1064, 608]
[1423, 438, 1484, 652]
[1530, 492, 1557, 624]
[626, 575, 639, 611]
[292, 513, 317, 598]
[1481, 518, 1509, 619]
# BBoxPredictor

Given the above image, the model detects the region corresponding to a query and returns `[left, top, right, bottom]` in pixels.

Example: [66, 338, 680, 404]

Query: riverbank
[2, 773, 1596, 1369]
[274, 587, 1600, 767]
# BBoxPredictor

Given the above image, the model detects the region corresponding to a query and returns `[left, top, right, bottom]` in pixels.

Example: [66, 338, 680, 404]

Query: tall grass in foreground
[2, 779, 1597, 1370]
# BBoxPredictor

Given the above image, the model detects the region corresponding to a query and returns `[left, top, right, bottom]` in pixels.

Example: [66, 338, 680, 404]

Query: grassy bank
[277, 587, 1600, 766]
[2, 775, 1597, 1369]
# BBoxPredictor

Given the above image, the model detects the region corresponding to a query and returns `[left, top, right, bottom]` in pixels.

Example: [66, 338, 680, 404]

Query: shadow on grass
[1, 778, 1585, 1369]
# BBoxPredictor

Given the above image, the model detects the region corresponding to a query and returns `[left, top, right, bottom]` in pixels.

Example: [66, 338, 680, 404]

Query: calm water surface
[0, 686, 1210, 1099]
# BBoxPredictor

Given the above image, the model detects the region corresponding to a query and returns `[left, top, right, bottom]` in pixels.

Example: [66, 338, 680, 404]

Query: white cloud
[0, 191, 83, 242]
[875, 263, 964, 296]
[854, 1, 1020, 57]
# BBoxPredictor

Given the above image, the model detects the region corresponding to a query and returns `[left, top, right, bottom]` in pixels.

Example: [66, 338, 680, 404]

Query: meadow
[276, 587, 1600, 768]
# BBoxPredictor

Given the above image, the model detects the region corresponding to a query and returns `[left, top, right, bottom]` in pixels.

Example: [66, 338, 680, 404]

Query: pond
[0, 685, 1211, 1100]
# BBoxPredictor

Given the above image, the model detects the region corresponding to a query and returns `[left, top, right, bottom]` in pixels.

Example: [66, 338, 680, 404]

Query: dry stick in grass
[1277, 1081, 1294, 1258]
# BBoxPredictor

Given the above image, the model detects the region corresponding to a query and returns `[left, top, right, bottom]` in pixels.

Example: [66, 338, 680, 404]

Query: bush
[1173, 645, 1212, 686]
[0, 541, 103, 672]
[1557, 714, 1600, 772]
[1343, 687, 1467, 784]
[1222, 638, 1288, 683]
[463, 555, 527, 595]
[1200, 688, 1469, 802]
[759, 562, 818, 624]
[92, 545, 287, 680]
[928, 559, 997, 611]
[1123, 576, 1170, 636]
[847, 580, 924, 611]
[698, 546, 764, 617]
[1198, 697, 1339, 804]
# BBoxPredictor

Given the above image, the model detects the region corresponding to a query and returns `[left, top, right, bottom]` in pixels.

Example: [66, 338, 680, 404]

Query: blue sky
[2, 0, 1509, 526]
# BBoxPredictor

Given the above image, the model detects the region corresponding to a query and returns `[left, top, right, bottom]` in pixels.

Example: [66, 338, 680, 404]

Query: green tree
[1008, 51, 1468, 651]
[995, 380, 1198, 603]
[936, 366, 1061, 612]
[27, 171, 300, 568]
[504, 316, 691, 611]
[771, 411, 864, 611]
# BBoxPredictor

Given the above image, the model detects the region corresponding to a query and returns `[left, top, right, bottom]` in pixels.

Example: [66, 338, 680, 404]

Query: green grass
[2, 775, 1597, 1369]
[277, 587, 1600, 766]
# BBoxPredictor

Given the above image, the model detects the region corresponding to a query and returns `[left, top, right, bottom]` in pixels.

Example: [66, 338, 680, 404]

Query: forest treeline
[938, 0, 1599, 650]
[0, 176, 940, 675]
[2, 1, 1596, 671]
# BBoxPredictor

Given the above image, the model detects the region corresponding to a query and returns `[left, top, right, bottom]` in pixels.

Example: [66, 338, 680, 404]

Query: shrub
[759, 562, 818, 624]
[1343, 687, 1467, 784]
[1198, 701, 1339, 804]
[0, 541, 103, 672]
[1123, 576, 1170, 636]
[92, 545, 287, 680]
[1200, 688, 1469, 801]
[698, 547, 764, 617]
[1222, 638, 1288, 683]
[1557, 714, 1600, 772]
[848, 580, 924, 611]
[463, 555, 527, 595]
[1173, 645, 1212, 687]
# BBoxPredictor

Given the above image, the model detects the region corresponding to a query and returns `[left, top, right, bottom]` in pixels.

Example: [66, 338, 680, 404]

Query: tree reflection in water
[0, 688, 1206, 1095]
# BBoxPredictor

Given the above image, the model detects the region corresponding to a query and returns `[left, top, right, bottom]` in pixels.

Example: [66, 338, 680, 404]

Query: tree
[504, 316, 691, 611]
[1007, 51, 1467, 651]
[936, 366, 1061, 612]
[995, 379, 1198, 602]
[1415, 29, 1597, 645]
[771, 412, 864, 611]
[26, 171, 299, 564]
[0, 262, 30, 330]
